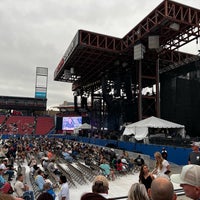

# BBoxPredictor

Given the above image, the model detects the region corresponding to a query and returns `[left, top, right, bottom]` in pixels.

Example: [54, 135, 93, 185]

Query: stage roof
[54, 0, 200, 91]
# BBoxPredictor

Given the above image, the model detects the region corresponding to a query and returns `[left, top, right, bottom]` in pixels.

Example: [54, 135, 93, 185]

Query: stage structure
[54, 0, 200, 135]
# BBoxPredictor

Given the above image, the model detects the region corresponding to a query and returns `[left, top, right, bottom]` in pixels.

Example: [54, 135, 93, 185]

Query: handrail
[107, 189, 185, 200]
[108, 196, 127, 200]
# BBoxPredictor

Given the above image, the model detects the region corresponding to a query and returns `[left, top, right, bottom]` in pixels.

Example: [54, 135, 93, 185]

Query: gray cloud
[0, 0, 199, 109]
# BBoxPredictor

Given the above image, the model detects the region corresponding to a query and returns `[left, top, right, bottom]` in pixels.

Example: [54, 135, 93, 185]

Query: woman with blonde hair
[152, 152, 170, 177]
[128, 183, 149, 200]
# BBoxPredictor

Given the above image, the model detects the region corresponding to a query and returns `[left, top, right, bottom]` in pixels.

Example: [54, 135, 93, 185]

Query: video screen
[62, 116, 82, 130]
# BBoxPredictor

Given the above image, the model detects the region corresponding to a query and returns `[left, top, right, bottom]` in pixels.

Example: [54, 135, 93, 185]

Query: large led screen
[62, 116, 82, 130]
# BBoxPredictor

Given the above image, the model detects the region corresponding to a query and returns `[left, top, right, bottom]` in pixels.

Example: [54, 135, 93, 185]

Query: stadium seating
[35, 116, 54, 135]
[5, 116, 34, 135]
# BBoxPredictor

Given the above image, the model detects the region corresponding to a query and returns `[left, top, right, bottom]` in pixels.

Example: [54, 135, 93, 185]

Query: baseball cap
[170, 164, 200, 187]
[190, 141, 200, 147]
[93, 175, 109, 188]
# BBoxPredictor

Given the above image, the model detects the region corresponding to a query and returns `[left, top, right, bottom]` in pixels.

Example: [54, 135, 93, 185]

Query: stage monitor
[62, 116, 82, 130]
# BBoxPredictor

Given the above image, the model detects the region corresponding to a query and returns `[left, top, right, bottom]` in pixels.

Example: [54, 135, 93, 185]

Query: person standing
[139, 164, 154, 191]
[152, 152, 170, 177]
[134, 155, 145, 167]
[58, 175, 70, 200]
[171, 164, 200, 200]
[161, 147, 168, 160]
[188, 142, 200, 165]
[134, 155, 145, 172]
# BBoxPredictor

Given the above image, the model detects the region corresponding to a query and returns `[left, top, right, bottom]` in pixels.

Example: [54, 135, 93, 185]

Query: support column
[138, 59, 142, 120]
[156, 57, 160, 117]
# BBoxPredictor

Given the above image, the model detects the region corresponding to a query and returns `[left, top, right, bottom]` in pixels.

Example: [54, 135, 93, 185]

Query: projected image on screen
[62, 116, 82, 130]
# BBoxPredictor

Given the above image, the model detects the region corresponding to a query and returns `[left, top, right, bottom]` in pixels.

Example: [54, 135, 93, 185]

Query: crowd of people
[0, 137, 199, 200]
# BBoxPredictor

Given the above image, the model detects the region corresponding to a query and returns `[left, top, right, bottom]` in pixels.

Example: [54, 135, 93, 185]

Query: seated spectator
[92, 175, 109, 198]
[121, 156, 130, 171]
[0, 168, 13, 194]
[35, 170, 45, 191]
[149, 177, 177, 200]
[99, 159, 115, 181]
[110, 157, 117, 170]
[122, 150, 129, 160]
[47, 159, 61, 175]
[85, 156, 92, 166]
[28, 157, 37, 168]
[128, 183, 149, 200]
[0, 147, 6, 158]
[0, 168, 6, 186]
[43, 182, 56, 200]
[128, 157, 135, 171]
[14, 173, 34, 200]
[47, 150, 55, 160]
[28, 157, 38, 176]
[62, 149, 73, 163]
[116, 159, 127, 173]
[41, 158, 49, 170]
[38, 151, 45, 159]
[0, 158, 15, 181]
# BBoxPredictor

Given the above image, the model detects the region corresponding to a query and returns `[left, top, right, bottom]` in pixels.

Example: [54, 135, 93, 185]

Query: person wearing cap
[188, 142, 200, 165]
[149, 177, 177, 200]
[92, 175, 109, 198]
[171, 164, 200, 200]
[161, 147, 168, 160]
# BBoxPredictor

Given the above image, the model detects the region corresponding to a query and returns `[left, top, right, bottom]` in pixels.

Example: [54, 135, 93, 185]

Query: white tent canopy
[123, 116, 185, 141]
[75, 123, 97, 130]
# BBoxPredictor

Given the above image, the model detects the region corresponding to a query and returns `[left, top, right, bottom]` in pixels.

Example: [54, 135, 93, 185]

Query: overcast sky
[0, 0, 199, 109]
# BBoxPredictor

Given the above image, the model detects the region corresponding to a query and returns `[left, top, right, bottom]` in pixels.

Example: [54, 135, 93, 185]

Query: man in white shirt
[14, 173, 34, 200]
[58, 175, 70, 200]
[0, 158, 14, 181]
